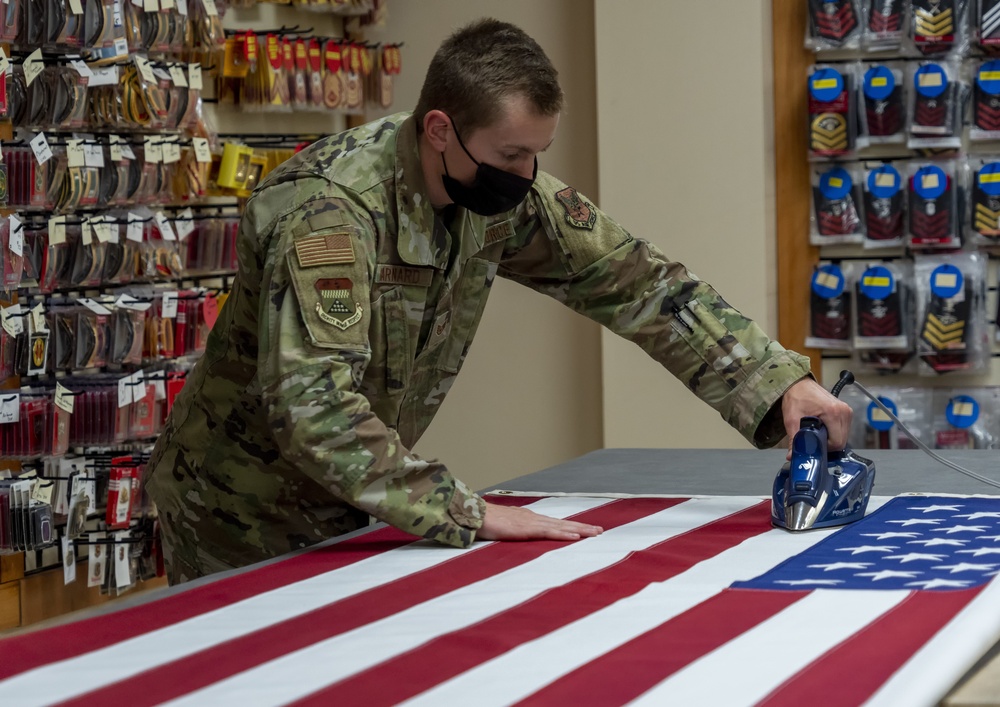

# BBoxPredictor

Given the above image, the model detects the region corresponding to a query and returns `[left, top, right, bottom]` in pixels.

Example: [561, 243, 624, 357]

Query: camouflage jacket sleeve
[498, 172, 812, 448]
[247, 176, 485, 548]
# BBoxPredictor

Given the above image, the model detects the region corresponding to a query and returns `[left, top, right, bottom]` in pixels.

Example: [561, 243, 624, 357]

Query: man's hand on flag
[478, 502, 604, 541]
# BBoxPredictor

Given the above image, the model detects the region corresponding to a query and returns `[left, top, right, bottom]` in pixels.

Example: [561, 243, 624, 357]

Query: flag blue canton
[734, 496, 1000, 591]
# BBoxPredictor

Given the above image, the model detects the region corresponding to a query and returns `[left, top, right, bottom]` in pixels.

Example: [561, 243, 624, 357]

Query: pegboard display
[804, 0, 1000, 450]
[0, 0, 401, 626]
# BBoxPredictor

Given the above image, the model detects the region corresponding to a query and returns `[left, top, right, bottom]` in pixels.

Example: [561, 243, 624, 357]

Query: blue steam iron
[771, 417, 876, 531]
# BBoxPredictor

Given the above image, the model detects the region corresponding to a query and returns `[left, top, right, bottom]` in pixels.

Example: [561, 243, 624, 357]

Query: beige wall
[595, 0, 778, 450]
[368, 1, 604, 491]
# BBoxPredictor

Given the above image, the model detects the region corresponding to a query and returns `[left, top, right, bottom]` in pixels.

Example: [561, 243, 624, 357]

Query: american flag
[293, 232, 354, 267]
[2, 493, 1000, 706]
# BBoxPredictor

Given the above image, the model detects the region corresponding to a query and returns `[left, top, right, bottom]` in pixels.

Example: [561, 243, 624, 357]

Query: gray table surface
[486, 448, 1000, 497]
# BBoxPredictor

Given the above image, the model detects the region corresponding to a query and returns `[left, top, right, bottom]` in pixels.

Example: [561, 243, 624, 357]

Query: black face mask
[441, 118, 537, 217]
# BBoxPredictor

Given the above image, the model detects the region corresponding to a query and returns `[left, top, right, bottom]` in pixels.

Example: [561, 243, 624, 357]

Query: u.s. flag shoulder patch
[294, 231, 355, 268]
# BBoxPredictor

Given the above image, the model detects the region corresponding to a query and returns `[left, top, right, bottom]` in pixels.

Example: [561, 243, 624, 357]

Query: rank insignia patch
[295, 232, 355, 268]
[314, 277, 363, 330]
[555, 187, 597, 230]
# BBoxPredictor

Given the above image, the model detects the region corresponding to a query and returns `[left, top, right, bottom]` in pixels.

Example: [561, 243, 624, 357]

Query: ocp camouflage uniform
[145, 113, 811, 582]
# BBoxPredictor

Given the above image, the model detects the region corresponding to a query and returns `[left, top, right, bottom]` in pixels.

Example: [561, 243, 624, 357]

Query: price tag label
[109, 134, 123, 162]
[0, 47, 10, 76]
[1, 305, 23, 337]
[55, 383, 75, 414]
[169, 63, 187, 87]
[69, 59, 93, 78]
[67, 139, 86, 167]
[88, 65, 118, 87]
[30, 132, 53, 165]
[188, 63, 202, 90]
[192, 137, 211, 163]
[31, 475, 54, 505]
[161, 291, 179, 319]
[93, 216, 117, 243]
[153, 379, 166, 401]
[161, 0, 175, 7]
[114, 294, 152, 312]
[176, 0, 188, 13]
[133, 370, 148, 400]
[118, 376, 133, 408]
[48, 215, 67, 245]
[126, 213, 144, 242]
[23, 49, 43, 87]
[77, 297, 113, 316]
[9, 214, 22, 256]
[114, 37, 128, 58]
[143, 0, 157, 10]
[202, 0, 218, 15]
[84, 143, 105, 168]
[144, 136, 162, 163]
[162, 141, 181, 164]
[0, 393, 19, 424]
[175, 207, 195, 240]
[135, 55, 156, 85]
[69, 0, 83, 13]
[31, 303, 46, 333]
[154, 211, 176, 241]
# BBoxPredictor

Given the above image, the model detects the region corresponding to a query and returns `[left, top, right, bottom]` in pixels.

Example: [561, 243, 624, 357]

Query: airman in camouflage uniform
[145, 20, 839, 583]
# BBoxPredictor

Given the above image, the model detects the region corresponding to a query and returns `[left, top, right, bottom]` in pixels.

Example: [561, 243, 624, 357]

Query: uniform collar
[393, 115, 487, 268]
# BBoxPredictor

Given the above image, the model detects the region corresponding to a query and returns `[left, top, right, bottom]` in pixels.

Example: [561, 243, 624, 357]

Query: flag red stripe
[515, 588, 808, 706]
[757, 586, 985, 707]
[286, 501, 774, 707]
[0, 496, 538, 681]
[55, 498, 675, 707]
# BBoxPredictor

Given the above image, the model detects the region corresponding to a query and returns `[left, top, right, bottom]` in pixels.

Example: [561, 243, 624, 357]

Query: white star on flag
[904, 578, 974, 589]
[888, 519, 944, 526]
[855, 570, 922, 581]
[955, 512, 1000, 520]
[931, 525, 989, 535]
[835, 545, 898, 555]
[772, 579, 843, 586]
[907, 505, 963, 513]
[975, 535, 1000, 542]
[932, 562, 998, 574]
[908, 538, 968, 547]
[806, 562, 873, 572]
[861, 532, 920, 540]
[957, 548, 1000, 557]
[883, 553, 946, 563]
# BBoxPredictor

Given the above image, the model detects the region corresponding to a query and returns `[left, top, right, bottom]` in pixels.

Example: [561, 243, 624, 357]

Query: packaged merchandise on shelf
[806, 0, 862, 50]
[862, 161, 906, 248]
[907, 160, 962, 250]
[842, 384, 933, 449]
[811, 163, 865, 245]
[915, 252, 990, 375]
[932, 387, 1000, 448]
[858, 63, 906, 148]
[966, 155, 1000, 244]
[807, 261, 854, 350]
[971, 59, 1000, 140]
[808, 63, 856, 159]
[907, 61, 964, 150]
[978, 0, 1000, 48]
[862, 0, 906, 50]
[853, 260, 913, 351]
[909, 0, 969, 56]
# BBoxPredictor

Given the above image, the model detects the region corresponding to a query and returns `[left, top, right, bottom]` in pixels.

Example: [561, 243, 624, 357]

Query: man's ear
[423, 110, 450, 151]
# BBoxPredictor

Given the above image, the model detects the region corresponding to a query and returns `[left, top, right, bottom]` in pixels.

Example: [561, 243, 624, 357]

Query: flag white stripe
[865, 573, 1000, 707]
[628, 589, 909, 707]
[0, 496, 611, 707]
[161, 497, 762, 707]
[402, 497, 891, 707]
